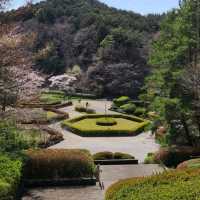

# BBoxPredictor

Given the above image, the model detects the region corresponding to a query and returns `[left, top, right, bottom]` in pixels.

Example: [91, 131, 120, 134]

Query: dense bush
[120, 103, 136, 114]
[134, 107, 146, 116]
[93, 152, 134, 160]
[113, 96, 131, 107]
[86, 108, 96, 114]
[106, 168, 200, 200]
[0, 154, 22, 200]
[154, 147, 200, 167]
[93, 152, 113, 160]
[144, 152, 156, 164]
[0, 120, 38, 154]
[24, 149, 96, 180]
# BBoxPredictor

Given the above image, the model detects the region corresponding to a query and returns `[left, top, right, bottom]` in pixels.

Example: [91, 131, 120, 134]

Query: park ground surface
[22, 164, 164, 200]
[50, 100, 160, 163]
[22, 100, 161, 200]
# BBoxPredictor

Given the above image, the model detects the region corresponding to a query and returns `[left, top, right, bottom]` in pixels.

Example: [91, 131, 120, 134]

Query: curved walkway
[22, 164, 164, 200]
[49, 100, 160, 163]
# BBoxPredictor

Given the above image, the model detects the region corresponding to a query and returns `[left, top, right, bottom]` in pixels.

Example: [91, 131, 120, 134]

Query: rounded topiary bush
[93, 152, 114, 160]
[120, 103, 136, 114]
[106, 168, 200, 200]
[96, 117, 117, 126]
[134, 107, 146, 116]
[113, 96, 130, 107]
[24, 149, 95, 180]
[75, 105, 87, 112]
[93, 152, 134, 160]
[113, 152, 134, 159]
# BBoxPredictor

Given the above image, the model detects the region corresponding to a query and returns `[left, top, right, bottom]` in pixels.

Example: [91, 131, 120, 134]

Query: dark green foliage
[120, 103, 136, 114]
[0, 120, 38, 155]
[134, 107, 146, 116]
[141, 0, 200, 147]
[113, 96, 130, 107]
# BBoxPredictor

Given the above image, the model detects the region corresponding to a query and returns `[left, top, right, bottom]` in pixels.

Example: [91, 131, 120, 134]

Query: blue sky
[9, 0, 179, 15]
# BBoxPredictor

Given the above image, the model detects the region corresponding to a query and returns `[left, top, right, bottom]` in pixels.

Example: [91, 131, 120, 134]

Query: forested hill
[0, 0, 162, 97]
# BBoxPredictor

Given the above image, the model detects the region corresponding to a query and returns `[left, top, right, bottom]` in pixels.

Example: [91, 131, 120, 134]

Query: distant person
[95, 164, 104, 190]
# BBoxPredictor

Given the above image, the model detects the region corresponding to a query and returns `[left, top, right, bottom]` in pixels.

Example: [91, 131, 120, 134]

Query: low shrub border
[62, 114, 149, 137]
[105, 168, 200, 200]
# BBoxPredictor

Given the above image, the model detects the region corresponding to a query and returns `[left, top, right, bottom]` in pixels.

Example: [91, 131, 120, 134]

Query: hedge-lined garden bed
[106, 168, 200, 200]
[62, 114, 149, 137]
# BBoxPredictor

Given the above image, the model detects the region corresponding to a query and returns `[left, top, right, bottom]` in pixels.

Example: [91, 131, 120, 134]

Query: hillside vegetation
[0, 0, 162, 97]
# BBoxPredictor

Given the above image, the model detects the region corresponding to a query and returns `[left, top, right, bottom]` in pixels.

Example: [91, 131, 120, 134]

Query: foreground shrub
[24, 149, 95, 180]
[0, 154, 22, 200]
[106, 168, 200, 200]
[86, 108, 96, 114]
[93, 152, 134, 160]
[144, 152, 156, 164]
[154, 146, 200, 167]
[120, 103, 136, 114]
[113, 96, 130, 107]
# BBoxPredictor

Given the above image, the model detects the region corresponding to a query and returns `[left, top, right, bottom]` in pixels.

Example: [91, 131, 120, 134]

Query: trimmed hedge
[106, 168, 200, 200]
[113, 96, 130, 107]
[62, 114, 149, 137]
[24, 149, 96, 180]
[120, 103, 136, 114]
[93, 152, 134, 160]
[0, 155, 22, 200]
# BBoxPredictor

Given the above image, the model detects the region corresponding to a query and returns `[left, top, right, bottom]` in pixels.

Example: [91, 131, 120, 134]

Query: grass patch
[62, 114, 149, 137]
[106, 168, 200, 200]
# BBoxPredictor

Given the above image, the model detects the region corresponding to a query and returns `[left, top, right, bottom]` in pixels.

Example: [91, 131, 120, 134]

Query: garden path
[22, 164, 164, 200]
[49, 100, 160, 163]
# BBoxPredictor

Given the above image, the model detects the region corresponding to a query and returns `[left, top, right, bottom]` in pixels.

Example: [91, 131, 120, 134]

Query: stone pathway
[49, 100, 159, 163]
[22, 164, 164, 200]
